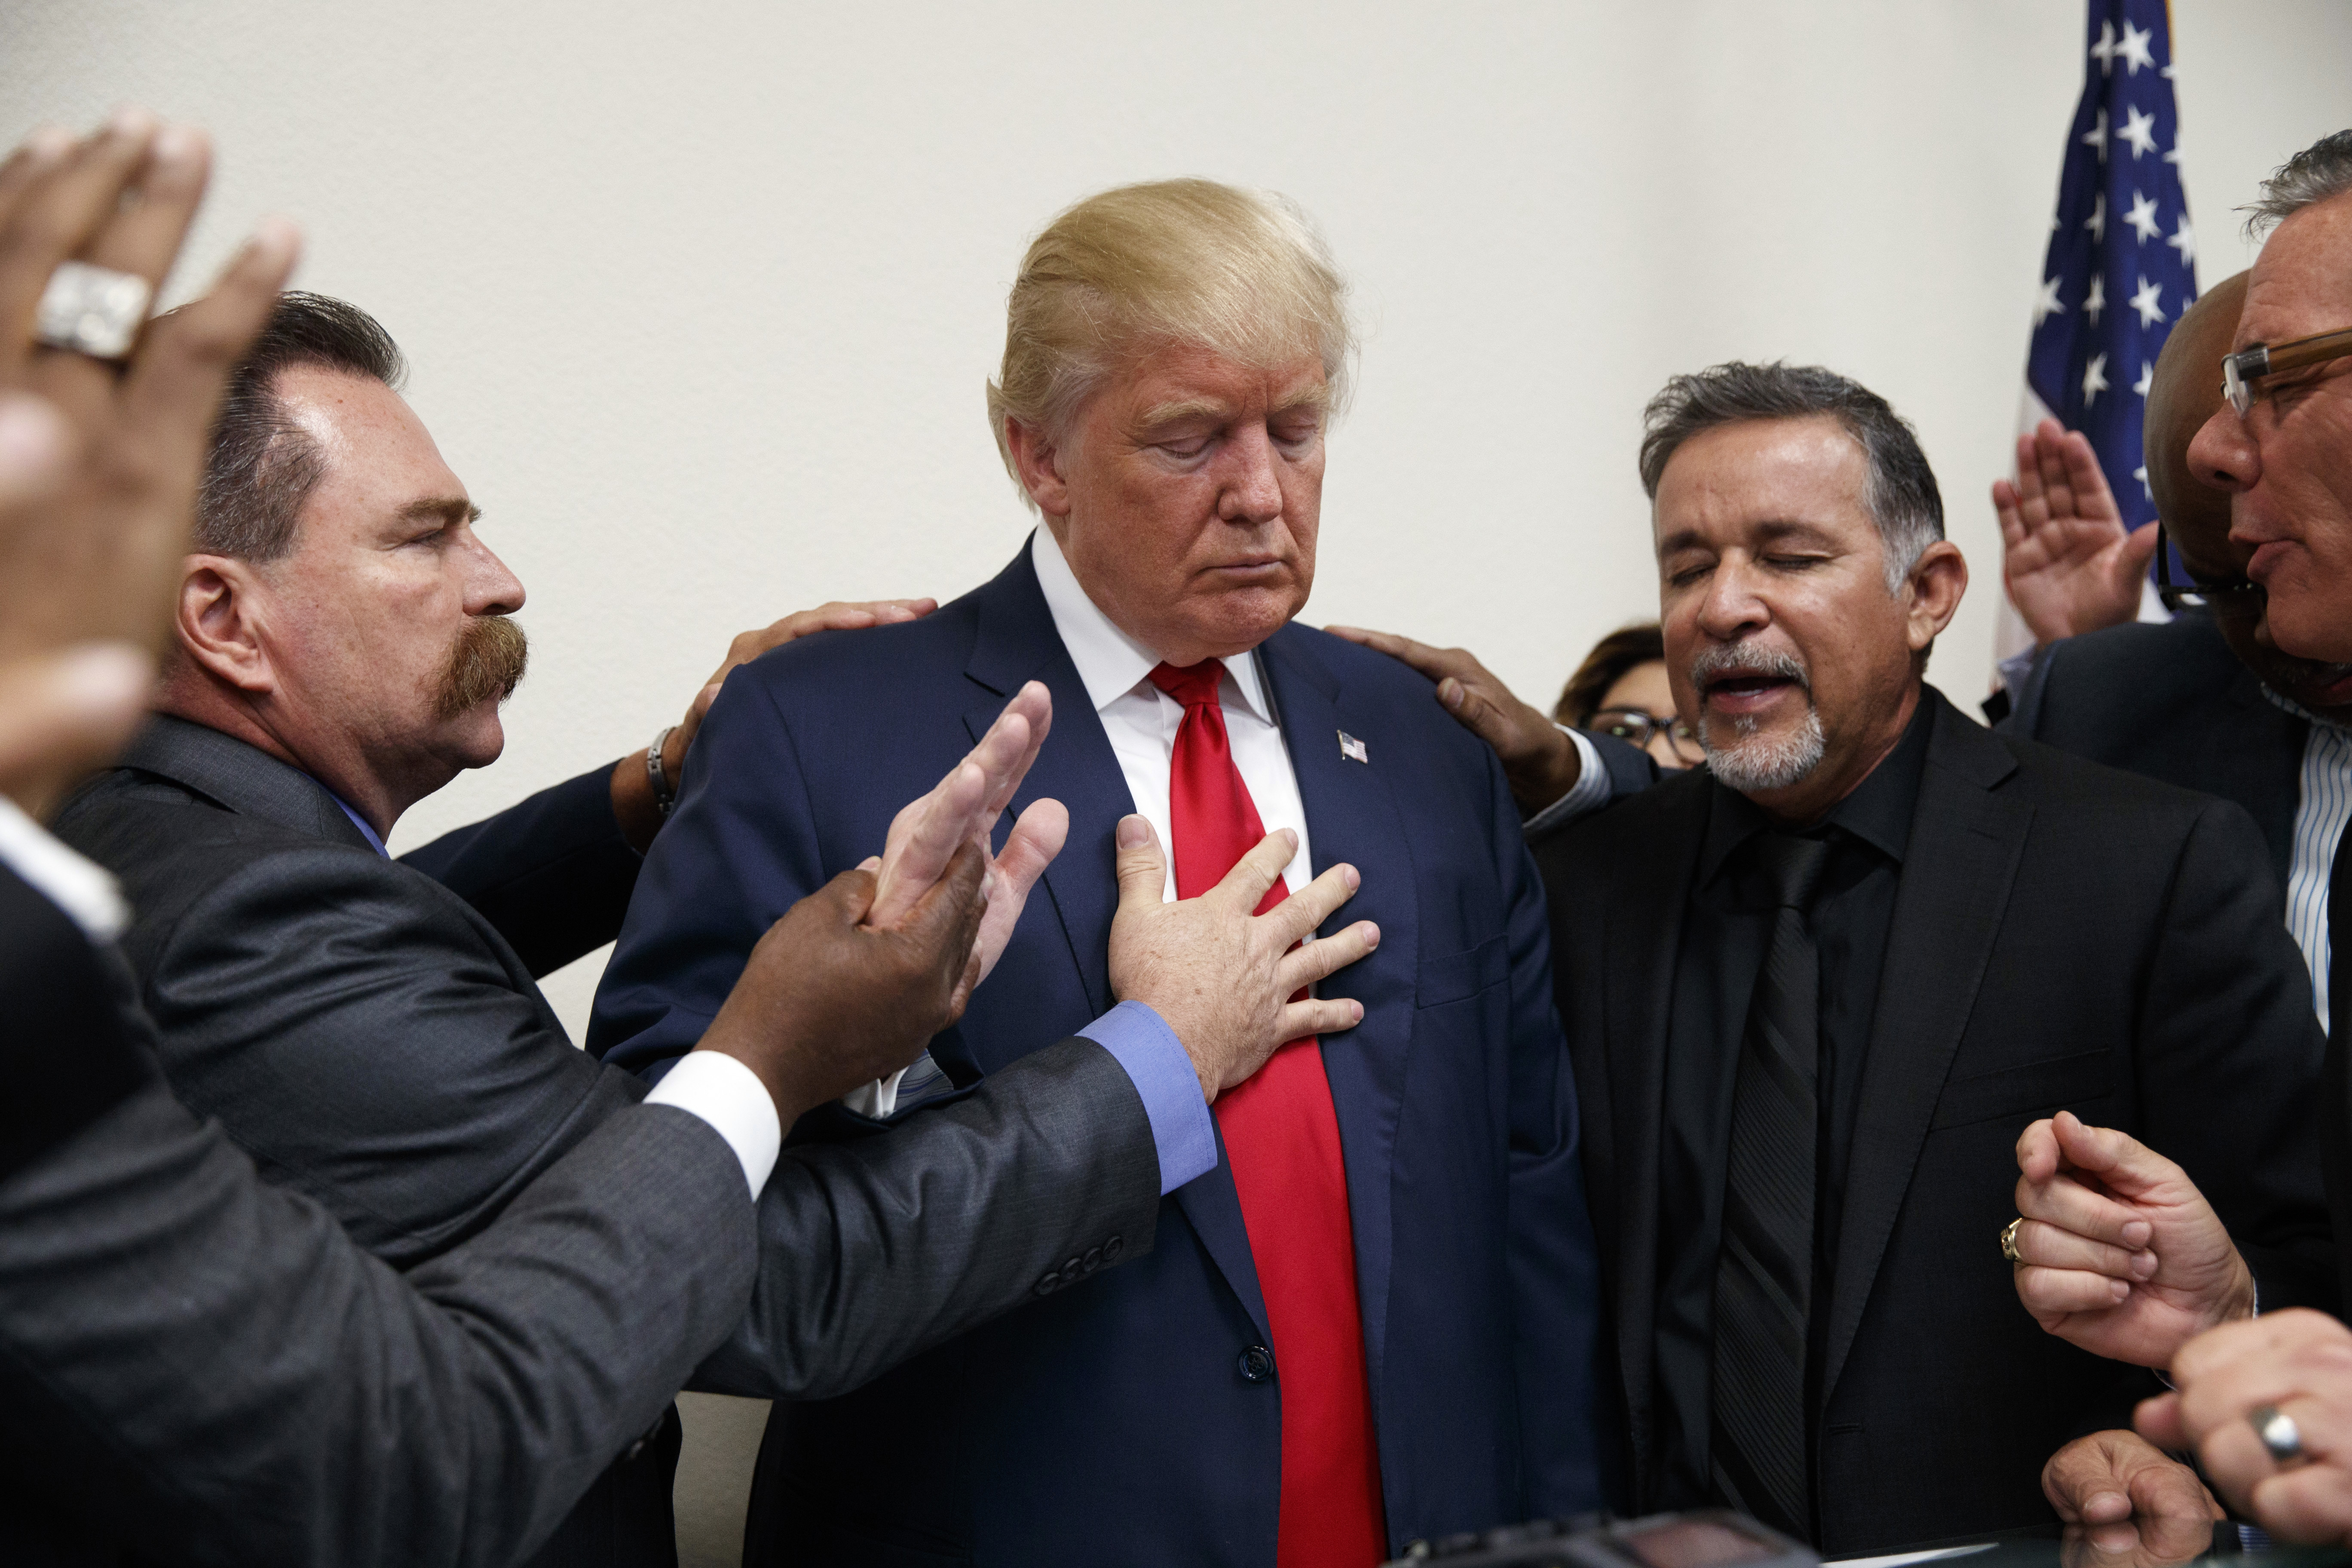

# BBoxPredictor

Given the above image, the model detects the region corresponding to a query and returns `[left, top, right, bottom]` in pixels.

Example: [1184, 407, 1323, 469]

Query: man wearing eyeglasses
[1999, 267, 2352, 1039]
[2000, 130, 2352, 1551]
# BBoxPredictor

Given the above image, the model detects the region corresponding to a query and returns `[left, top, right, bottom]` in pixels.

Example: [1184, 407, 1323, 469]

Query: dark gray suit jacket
[53, 716, 1167, 1563]
[1536, 689, 2335, 1555]
[0, 858, 760, 1568]
[2001, 611, 2305, 894]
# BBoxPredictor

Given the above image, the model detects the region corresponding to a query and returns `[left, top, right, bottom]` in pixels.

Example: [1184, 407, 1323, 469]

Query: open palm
[1994, 420, 2159, 644]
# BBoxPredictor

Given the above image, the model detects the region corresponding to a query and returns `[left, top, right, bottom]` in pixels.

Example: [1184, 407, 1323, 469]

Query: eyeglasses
[2153, 523, 2265, 616]
[1591, 708, 1706, 766]
[2221, 325, 2352, 417]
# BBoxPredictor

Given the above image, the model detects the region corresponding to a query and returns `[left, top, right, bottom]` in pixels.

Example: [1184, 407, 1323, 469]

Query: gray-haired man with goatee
[1351, 360, 2334, 1553]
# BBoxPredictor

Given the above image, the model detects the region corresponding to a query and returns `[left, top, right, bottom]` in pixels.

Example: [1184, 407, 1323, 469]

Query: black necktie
[1711, 832, 1832, 1540]
[2325, 820, 2352, 1311]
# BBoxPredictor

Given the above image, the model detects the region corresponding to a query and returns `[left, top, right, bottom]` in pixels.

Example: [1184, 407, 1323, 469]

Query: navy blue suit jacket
[589, 545, 1606, 1565]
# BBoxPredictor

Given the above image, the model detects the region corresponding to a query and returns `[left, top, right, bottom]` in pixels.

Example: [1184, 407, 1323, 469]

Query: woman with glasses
[1553, 622, 1702, 772]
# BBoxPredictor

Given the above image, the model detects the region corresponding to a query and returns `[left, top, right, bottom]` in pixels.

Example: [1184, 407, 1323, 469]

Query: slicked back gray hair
[2243, 129, 2352, 239]
[1638, 361, 1944, 593]
[195, 292, 407, 562]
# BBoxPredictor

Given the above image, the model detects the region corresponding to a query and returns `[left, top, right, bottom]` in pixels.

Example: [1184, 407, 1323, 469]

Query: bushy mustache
[432, 614, 529, 720]
[1687, 640, 1810, 693]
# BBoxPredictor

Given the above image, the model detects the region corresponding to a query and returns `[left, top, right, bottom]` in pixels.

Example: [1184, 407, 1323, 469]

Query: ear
[1902, 539, 1969, 654]
[176, 556, 277, 696]
[1004, 417, 1072, 521]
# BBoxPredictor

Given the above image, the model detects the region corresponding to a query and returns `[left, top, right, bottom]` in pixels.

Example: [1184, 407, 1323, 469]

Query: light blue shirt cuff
[1522, 726, 1615, 837]
[1078, 1000, 1215, 1195]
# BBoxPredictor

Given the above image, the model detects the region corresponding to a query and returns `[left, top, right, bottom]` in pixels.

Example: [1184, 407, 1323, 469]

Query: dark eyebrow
[397, 497, 481, 528]
[1656, 519, 1839, 557]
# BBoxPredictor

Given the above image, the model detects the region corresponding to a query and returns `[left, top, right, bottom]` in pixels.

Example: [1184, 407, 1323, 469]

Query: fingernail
[1438, 679, 1464, 711]
[0, 394, 70, 498]
[1283, 828, 1298, 852]
[1116, 814, 1148, 848]
[1343, 866, 1360, 892]
[54, 641, 154, 708]
[2111, 1279, 2131, 1302]
[24, 126, 73, 165]
[2132, 1250, 2158, 1280]
[108, 104, 157, 140]
[2122, 1221, 2151, 1248]
[153, 123, 205, 171]
[1351, 1001, 1365, 1022]
[1363, 924, 1380, 949]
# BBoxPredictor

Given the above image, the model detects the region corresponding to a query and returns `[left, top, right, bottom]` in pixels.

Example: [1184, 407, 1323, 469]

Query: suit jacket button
[1081, 1245, 1103, 1272]
[1062, 1256, 1084, 1280]
[1238, 1345, 1276, 1384]
[1103, 1235, 1123, 1261]
[1033, 1271, 1060, 1297]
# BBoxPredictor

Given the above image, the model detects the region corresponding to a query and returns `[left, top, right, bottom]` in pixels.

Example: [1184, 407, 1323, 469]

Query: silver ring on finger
[34, 261, 151, 361]
[2250, 1404, 2309, 1468]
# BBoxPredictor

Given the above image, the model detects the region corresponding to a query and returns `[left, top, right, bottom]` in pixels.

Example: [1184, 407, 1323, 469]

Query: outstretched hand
[1323, 625, 1582, 812]
[1994, 419, 2158, 645]
[0, 113, 301, 666]
[0, 113, 299, 815]
[868, 680, 1066, 1011]
[2012, 1111, 2254, 1369]
[1107, 817, 1376, 1102]
[695, 845, 991, 1126]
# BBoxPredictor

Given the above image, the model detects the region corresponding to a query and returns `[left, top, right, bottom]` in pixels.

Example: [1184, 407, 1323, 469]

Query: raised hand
[1324, 625, 1583, 812]
[2139, 1310, 2352, 1545]
[694, 844, 990, 1125]
[2012, 1111, 2254, 1369]
[1107, 818, 1376, 1102]
[0, 113, 300, 665]
[867, 680, 1066, 1008]
[1994, 419, 2159, 645]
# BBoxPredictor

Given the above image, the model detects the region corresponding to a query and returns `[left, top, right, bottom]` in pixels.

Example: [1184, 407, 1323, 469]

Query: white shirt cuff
[1521, 726, 1614, 836]
[644, 1050, 783, 1198]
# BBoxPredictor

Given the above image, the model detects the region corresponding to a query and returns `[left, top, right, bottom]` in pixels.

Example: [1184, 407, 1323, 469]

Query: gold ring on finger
[2000, 1216, 2025, 1264]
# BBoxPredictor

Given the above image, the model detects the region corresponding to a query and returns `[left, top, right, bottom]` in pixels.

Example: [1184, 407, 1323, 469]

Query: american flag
[2021, 0, 2199, 528]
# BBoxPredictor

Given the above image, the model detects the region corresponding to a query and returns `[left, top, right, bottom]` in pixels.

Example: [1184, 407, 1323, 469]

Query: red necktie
[1148, 659, 1385, 1568]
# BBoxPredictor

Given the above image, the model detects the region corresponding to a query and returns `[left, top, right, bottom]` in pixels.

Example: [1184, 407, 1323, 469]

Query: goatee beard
[432, 615, 529, 720]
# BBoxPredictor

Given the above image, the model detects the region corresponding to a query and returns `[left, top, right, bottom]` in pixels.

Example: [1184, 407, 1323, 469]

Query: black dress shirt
[1649, 697, 1935, 1515]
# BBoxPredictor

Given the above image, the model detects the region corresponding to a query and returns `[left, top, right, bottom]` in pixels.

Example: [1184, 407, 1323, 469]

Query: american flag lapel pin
[1338, 730, 1369, 765]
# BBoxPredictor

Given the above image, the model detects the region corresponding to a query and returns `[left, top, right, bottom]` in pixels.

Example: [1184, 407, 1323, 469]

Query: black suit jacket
[2002, 612, 2306, 894]
[53, 716, 1167, 1566]
[0, 858, 762, 1568]
[1536, 689, 2334, 1555]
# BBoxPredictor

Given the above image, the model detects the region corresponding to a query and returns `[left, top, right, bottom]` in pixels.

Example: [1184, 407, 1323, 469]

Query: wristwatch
[647, 725, 680, 818]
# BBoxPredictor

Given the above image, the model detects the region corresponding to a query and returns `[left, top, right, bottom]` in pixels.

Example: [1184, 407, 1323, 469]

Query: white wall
[7, 1, 2350, 1038]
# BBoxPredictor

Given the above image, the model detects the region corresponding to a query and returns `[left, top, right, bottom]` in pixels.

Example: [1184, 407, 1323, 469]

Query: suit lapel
[1820, 697, 2030, 1404]
[1599, 778, 1706, 1502]
[1259, 628, 1419, 1388]
[963, 548, 1275, 1339]
[961, 553, 1136, 1021]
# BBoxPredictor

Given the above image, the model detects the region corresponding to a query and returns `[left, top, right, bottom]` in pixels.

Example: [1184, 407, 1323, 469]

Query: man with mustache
[1514, 361, 2328, 1553]
[51, 289, 1376, 1565]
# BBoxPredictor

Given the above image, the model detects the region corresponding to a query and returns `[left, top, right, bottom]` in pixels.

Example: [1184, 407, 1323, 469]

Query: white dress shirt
[2269, 690, 2352, 1033]
[0, 793, 782, 1197]
[1031, 526, 1311, 902]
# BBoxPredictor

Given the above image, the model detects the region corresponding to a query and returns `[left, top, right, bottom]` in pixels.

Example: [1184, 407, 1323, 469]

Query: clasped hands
[695, 679, 1376, 1124]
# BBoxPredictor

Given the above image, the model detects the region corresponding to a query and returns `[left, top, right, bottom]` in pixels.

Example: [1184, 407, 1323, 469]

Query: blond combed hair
[986, 178, 1354, 502]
